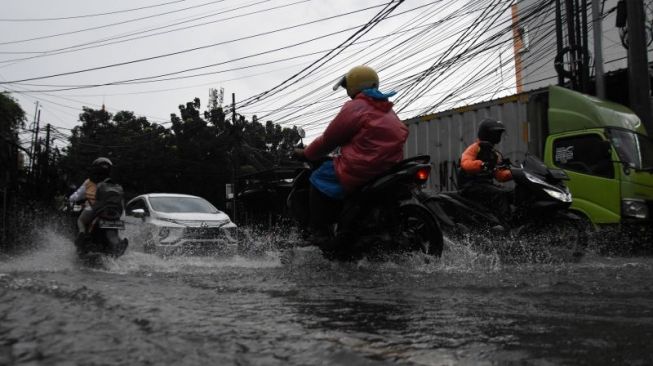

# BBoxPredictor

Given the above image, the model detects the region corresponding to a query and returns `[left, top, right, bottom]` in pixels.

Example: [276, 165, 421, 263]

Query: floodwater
[1, 226, 652, 366]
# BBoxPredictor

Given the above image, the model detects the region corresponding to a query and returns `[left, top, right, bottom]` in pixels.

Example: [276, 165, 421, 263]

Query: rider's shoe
[74, 233, 89, 247]
[490, 224, 507, 234]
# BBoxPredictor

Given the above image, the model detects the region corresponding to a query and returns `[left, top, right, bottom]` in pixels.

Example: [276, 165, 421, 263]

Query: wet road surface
[1, 228, 652, 365]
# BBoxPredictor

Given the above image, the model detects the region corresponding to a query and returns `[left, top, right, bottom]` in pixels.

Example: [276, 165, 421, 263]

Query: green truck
[404, 85, 653, 236]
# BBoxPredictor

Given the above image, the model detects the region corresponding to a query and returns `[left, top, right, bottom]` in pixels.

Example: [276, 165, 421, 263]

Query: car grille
[183, 227, 226, 240]
[183, 227, 236, 241]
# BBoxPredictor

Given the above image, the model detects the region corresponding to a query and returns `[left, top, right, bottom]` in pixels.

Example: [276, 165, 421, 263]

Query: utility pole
[511, 3, 524, 93]
[592, 0, 605, 98]
[579, 0, 590, 93]
[555, 0, 565, 86]
[43, 124, 51, 190]
[231, 92, 237, 222]
[28, 101, 39, 174]
[565, 0, 580, 90]
[29, 107, 41, 187]
[626, 0, 653, 135]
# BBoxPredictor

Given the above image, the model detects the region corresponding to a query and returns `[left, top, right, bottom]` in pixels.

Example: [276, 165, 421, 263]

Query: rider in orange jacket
[458, 118, 513, 220]
[68, 157, 113, 245]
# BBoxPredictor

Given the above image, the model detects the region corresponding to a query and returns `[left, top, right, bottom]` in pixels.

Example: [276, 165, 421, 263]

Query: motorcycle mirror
[296, 127, 306, 139]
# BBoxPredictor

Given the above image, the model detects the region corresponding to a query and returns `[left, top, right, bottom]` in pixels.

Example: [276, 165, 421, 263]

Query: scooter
[427, 154, 587, 262]
[287, 131, 443, 260]
[70, 180, 129, 261]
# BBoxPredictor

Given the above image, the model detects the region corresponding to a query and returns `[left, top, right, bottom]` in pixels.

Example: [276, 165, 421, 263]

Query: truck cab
[543, 86, 653, 229]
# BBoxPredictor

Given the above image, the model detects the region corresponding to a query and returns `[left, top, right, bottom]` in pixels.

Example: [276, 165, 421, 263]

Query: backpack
[93, 178, 124, 213]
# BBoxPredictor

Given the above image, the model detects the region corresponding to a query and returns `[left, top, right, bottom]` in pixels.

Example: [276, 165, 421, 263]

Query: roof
[139, 193, 205, 199]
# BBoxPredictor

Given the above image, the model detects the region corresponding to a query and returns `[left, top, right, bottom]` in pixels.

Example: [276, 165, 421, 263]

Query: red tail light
[415, 166, 430, 183]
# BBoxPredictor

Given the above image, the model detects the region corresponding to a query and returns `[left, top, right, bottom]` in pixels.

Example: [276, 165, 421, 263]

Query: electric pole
[626, 0, 653, 135]
[231, 92, 237, 221]
[29, 107, 41, 187]
[44, 124, 51, 190]
[592, 0, 605, 98]
[28, 101, 39, 174]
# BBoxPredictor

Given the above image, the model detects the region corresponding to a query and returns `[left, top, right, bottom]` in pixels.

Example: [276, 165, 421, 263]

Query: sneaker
[490, 225, 506, 234]
[74, 233, 89, 248]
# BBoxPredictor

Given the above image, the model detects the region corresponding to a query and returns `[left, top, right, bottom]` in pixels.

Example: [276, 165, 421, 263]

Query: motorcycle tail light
[415, 166, 430, 183]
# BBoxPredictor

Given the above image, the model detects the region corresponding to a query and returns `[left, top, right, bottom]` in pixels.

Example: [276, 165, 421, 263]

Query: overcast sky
[0, 0, 517, 145]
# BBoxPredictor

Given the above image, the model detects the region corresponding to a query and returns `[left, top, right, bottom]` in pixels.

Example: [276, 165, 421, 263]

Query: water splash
[0, 226, 78, 273]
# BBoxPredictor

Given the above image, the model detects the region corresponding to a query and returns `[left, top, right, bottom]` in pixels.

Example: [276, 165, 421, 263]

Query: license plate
[98, 220, 125, 230]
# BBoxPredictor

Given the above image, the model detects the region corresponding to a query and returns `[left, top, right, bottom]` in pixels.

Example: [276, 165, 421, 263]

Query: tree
[0, 93, 26, 191]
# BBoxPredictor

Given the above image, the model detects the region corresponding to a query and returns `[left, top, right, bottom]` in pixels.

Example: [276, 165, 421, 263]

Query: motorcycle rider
[459, 118, 513, 221]
[293, 65, 408, 244]
[68, 157, 113, 246]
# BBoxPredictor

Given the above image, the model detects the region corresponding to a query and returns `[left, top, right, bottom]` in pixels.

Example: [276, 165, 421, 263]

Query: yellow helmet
[332, 65, 379, 98]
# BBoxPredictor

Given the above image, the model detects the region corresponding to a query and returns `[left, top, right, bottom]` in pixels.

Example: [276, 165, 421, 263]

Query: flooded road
[1, 228, 652, 365]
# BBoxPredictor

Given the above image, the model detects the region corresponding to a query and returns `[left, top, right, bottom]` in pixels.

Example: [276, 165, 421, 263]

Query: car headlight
[543, 188, 572, 202]
[622, 199, 649, 219]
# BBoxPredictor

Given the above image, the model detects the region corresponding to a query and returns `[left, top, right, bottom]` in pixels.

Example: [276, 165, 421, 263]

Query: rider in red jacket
[295, 65, 408, 241]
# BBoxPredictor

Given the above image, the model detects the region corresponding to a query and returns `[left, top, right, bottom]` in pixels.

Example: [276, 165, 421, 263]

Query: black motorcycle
[427, 154, 587, 262]
[287, 154, 444, 260]
[70, 179, 128, 261]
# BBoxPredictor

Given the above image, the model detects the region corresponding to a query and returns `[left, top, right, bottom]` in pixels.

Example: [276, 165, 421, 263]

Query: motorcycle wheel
[397, 204, 444, 257]
[103, 229, 128, 258]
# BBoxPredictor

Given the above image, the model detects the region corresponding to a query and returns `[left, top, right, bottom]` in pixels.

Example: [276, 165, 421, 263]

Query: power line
[0, 2, 390, 85]
[0, 0, 187, 22]
[0, 0, 229, 46]
[0, 0, 296, 63]
[238, 0, 407, 109]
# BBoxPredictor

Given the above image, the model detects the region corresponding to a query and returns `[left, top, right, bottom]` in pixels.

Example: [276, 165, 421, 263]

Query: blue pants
[309, 160, 345, 200]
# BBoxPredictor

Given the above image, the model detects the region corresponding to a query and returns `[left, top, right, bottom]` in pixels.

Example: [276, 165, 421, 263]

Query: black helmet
[477, 118, 505, 144]
[90, 157, 112, 182]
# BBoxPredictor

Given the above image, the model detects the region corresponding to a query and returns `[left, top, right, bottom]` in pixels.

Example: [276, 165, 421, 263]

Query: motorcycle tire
[397, 203, 444, 257]
[103, 229, 128, 258]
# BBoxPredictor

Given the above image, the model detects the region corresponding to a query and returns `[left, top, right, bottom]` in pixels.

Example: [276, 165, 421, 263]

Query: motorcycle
[68, 179, 129, 261]
[426, 154, 587, 262]
[286, 135, 443, 260]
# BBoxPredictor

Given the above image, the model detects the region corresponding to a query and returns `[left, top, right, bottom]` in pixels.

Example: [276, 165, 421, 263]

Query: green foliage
[0, 93, 26, 185]
[61, 99, 301, 209]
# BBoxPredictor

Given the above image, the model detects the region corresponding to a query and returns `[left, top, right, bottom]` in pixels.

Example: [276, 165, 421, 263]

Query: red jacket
[460, 140, 512, 182]
[304, 93, 408, 192]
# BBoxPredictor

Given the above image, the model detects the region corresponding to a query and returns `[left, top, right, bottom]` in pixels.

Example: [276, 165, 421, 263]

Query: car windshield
[607, 128, 653, 171]
[149, 196, 219, 214]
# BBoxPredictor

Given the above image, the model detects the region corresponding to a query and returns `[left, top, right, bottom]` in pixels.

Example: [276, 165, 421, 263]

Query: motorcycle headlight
[543, 188, 572, 202]
[622, 199, 649, 219]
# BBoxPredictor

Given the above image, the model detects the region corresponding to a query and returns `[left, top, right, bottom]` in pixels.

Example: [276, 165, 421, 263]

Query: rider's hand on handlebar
[293, 148, 306, 161]
[497, 158, 511, 169]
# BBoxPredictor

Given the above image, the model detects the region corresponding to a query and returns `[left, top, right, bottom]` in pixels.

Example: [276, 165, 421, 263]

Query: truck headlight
[622, 199, 649, 219]
[543, 188, 572, 202]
